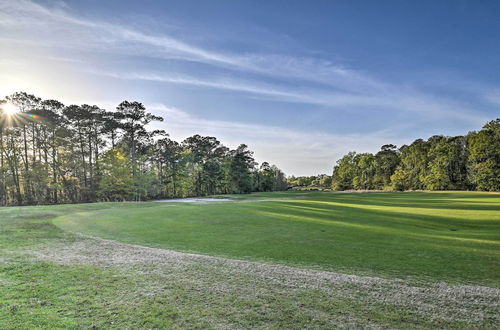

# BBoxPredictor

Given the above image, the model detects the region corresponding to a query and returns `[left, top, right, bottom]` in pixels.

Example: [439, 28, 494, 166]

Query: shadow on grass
[308, 192, 500, 211]
[254, 201, 500, 245]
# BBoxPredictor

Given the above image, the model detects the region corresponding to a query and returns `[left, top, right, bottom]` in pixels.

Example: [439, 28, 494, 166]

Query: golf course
[1, 191, 499, 328]
[2, 1, 500, 328]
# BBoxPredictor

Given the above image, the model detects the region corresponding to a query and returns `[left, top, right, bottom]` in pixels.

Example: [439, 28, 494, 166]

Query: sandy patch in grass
[30, 234, 500, 326]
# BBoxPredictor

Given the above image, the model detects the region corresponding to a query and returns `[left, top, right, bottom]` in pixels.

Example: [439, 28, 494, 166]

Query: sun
[2, 102, 19, 116]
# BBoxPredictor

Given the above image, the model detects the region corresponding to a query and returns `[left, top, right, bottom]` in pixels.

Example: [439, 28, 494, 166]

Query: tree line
[287, 174, 332, 189]
[0, 92, 287, 206]
[331, 118, 500, 191]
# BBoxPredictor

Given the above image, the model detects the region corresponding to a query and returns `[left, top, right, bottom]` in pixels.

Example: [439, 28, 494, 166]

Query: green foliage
[0, 92, 287, 205]
[252, 162, 288, 192]
[332, 119, 499, 192]
[229, 144, 255, 193]
[353, 153, 376, 189]
[98, 149, 133, 201]
[288, 174, 332, 189]
[258, 162, 275, 191]
[422, 136, 468, 190]
[374, 144, 400, 188]
[467, 119, 500, 191]
[389, 167, 407, 191]
[332, 152, 357, 190]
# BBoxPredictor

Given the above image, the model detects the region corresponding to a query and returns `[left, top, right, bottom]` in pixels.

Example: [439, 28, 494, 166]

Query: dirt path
[31, 234, 500, 327]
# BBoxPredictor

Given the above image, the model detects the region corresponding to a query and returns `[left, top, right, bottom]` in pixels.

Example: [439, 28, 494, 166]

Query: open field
[1, 191, 499, 328]
[56, 191, 500, 285]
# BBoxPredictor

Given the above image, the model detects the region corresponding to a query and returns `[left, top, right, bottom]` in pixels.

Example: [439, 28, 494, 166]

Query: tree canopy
[331, 119, 500, 192]
[0, 92, 287, 206]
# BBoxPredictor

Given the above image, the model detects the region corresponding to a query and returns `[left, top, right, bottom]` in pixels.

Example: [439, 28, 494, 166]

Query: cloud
[1, 0, 355, 86]
[0, 0, 409, 99]
[0, 0, 241, 65]
[90, 69, 488, 125]
[483, 89, 500, 106]
[0, 0, 494, 174]
[0, 0, 492, 125]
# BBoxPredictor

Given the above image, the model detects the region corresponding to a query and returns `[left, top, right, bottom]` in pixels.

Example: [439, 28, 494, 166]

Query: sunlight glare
[2, 102, 19, 116]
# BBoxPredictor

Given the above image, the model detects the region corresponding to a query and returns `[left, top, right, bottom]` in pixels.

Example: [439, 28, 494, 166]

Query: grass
[55, 191, 500, 285]
[0, 191, 499, 328]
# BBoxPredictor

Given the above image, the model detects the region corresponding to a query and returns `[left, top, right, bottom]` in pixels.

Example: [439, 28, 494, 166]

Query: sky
[0, 0, 499, 176]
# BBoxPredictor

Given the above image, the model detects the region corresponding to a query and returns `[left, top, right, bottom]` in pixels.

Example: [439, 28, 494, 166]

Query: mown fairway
[1, 191, 499, 328]
[55, 191, 500, 285]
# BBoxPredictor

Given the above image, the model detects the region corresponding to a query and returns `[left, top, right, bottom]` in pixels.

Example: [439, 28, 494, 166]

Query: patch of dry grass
[31, 234, 500, 327]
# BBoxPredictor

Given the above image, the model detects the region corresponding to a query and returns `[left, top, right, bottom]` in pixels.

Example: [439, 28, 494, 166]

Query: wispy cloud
[92, 69, 488, 124]
[1, 1, 356, 85]
[0, 0, 491, 125]
[0, 0, 494, 175]
[0, 0, 241, 65]
[483, 89, 500, 107]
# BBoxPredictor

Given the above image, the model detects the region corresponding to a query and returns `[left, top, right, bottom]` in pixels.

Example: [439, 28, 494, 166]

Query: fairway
[3, 2, 500, 327]
[55, 191, 500, 285]
[2, 191, 500, 328]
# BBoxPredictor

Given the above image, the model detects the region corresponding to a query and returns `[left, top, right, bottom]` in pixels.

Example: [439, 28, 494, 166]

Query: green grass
[54, 191, 500, 286]
[1, 191, 499, 328]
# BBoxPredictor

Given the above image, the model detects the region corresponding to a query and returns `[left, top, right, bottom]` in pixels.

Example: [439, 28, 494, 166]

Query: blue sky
[1, 0, 499, 175]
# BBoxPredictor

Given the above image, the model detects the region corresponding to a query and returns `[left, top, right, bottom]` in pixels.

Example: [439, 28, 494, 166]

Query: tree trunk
[22, 125, 30, 202]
